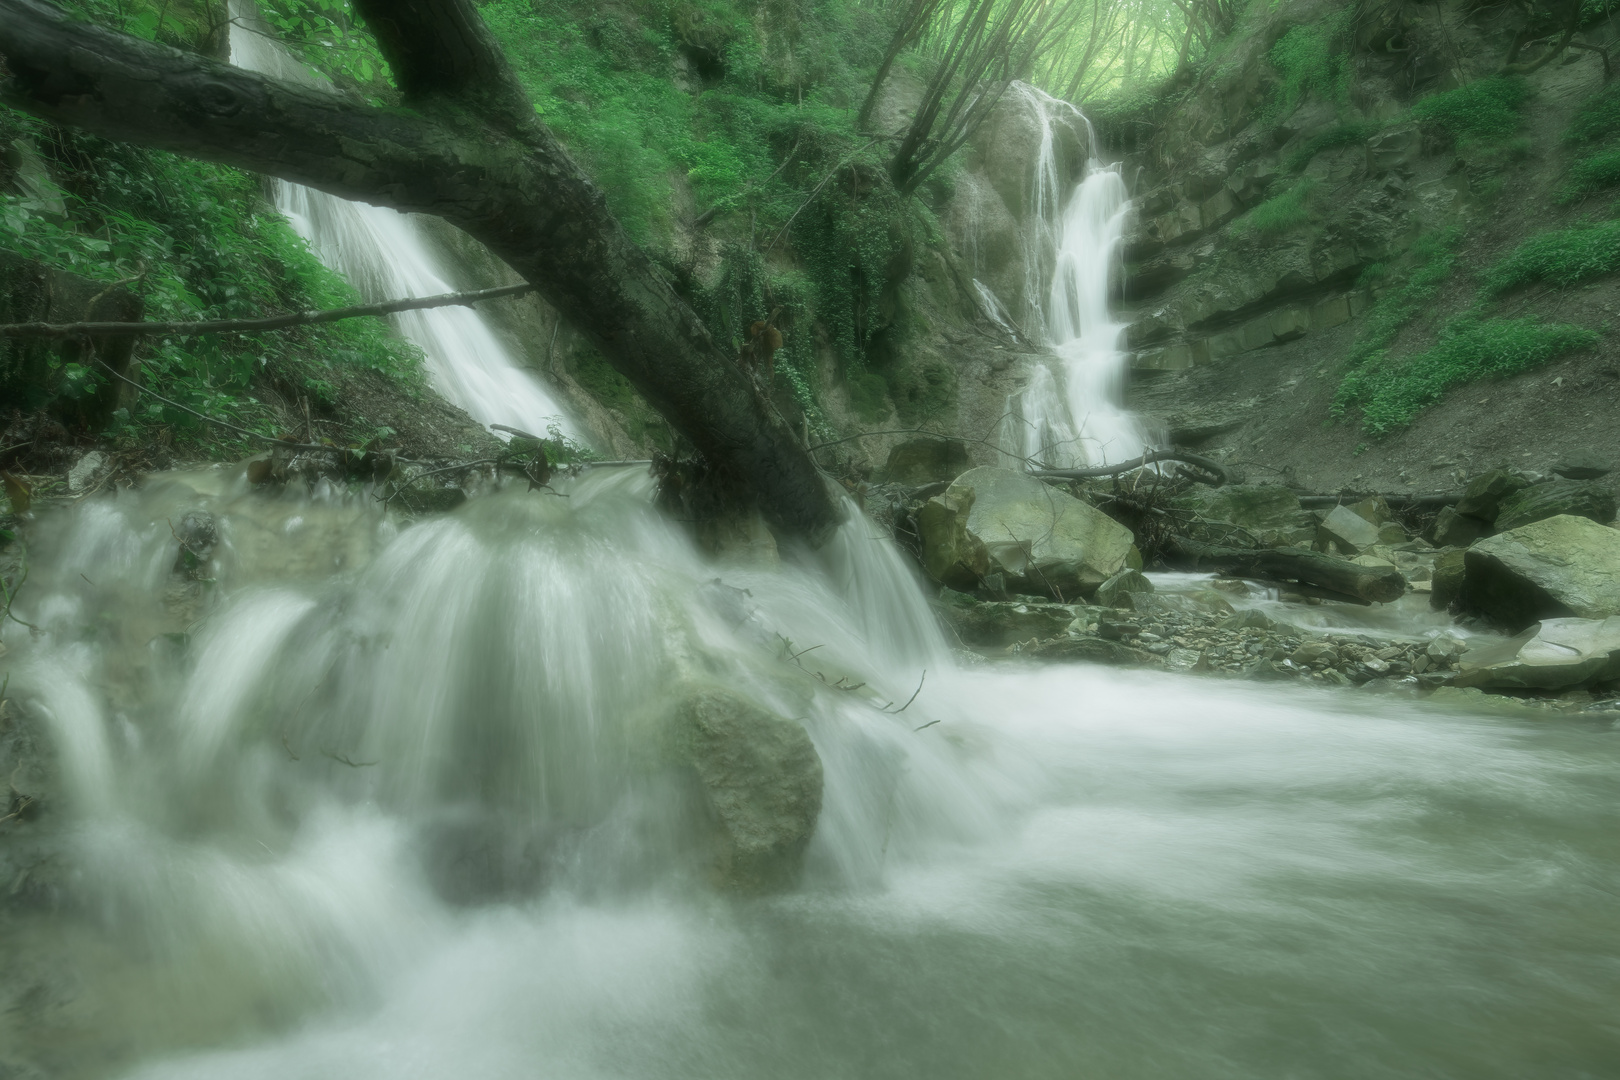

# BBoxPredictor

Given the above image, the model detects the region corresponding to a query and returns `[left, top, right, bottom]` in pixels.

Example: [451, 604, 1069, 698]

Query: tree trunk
[0, 0, 841, 538]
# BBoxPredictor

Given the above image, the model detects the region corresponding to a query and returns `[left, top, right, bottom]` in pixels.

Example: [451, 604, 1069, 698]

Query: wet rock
[945, 467, 1134, 599]
[1169, 484, 1316, 547]
[673, 688, 822, 892]
[936, 593, 1075, 648]
[1096, 612, 1141, 640]
[1453, 618, 1620, 690]
[1221, 607, 1289, 633]
[1455, 469, 1532, 521]
[65, 450, 107, 493]
[1492, 480, 1617, 533]
[1317, 504, 1382, 554]
[171, 510, 216, 577]
[1465, 515, 1620, 630]
[1424, 506, 1491, 548]
[879, 437, 972, 486]
[1290, 641, 1339, 667]
[916, 485, 989, 589]
[1095, 568, 1154, 608]
[1430, 548, 1467, 610]
[1025, 636, 1164, 666]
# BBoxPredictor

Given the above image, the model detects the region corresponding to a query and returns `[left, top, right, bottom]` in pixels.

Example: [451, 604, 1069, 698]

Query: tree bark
[0, 0, 841, 538]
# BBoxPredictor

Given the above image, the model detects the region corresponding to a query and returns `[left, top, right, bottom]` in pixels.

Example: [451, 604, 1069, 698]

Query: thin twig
[883, 670, 926, 713]
[1, 283, 536, 338]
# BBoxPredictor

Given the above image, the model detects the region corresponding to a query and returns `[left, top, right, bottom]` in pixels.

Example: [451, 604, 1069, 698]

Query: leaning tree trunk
[0, 0, 841, 539]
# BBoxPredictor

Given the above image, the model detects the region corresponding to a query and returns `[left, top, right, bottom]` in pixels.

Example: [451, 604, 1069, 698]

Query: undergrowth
[1408, 77, 1530, 143]
[1266, 10, 1354, 119]
[1481, 220, 1620, 296]
[1236, 178, 1317, 235]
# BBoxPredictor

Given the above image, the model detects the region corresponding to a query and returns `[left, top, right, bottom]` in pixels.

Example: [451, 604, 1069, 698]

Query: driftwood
[1164, 537, 1407, 605]
[1297, 492, 1459, 510]
[1030, 448, 1231, 487]
[0, 284, 535, 338]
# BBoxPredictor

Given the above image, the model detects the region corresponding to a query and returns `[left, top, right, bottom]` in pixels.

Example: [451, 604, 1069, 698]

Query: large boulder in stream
[1464, 515, 1620, 631]
[672, 688, 823, 893]
[920, 467, 1135, 599]
[1454, 618, 1620, 690]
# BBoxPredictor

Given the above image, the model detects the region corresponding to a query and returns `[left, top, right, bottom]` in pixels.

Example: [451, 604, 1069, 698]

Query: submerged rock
[1492, 480, 1617, 533]
[943, 467, 1135, 599]
[1464, 515, 1620, 630]
[673, 688, 823, 893]
[1453, 618, 1620, 690]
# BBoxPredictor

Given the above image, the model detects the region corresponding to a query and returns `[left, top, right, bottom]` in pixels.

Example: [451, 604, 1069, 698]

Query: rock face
[936, 467, 1136, 599]
[1170, 484, 1316, 547]
[1464, 515, 1620, 630]
[1492, 480, 1617, 533]
[879, 437, 971, 485]
[672, 688, 823, 892]
[1454, 618, 1620, 690]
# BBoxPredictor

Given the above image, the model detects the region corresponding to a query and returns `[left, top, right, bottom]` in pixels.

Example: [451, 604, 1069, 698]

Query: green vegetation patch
[1481, 220, 1620, 296]
[1236, 178, 1317, 235]
[1561, 146, 1620, 201]
[1267, 11, 1354, 117]
[1338, 317, 1598, 435]
[1408, 77, 1530, 143]
[1564, 80, 1620, 146]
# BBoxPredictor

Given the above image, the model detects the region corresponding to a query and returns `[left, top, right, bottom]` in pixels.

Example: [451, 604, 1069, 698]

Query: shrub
[1409, 77, 1530, 142]
[1480, 220, 1620, 296]
[1268, 11, 1354, 117]
[1560, 147, 1620, 202]
[1236, 179, 1318, 235]
[1344, 317, 1599, 435]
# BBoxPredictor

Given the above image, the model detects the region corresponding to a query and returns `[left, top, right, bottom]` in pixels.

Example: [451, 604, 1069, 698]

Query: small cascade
[1002, 83, 1151, 469]
[226, 8, 579, 442]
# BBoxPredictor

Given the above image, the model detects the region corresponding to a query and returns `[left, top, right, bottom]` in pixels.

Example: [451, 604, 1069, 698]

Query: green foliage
[1236, 178, 1317, 235]
[1480, 220, 1620, 295]
[1267, 10, 1353, 117]
[259, 0, 395, 93]
[1561, 147, 1620, 201]
[1408, 77, 1530, 143]
[0, 113, 420, 441]
[1284, 121, 1377, 173]
[1337, 317, 1598, 435]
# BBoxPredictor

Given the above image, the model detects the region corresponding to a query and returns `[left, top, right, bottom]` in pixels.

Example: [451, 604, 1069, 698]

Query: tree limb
[0, 0, 840, 538]
[1029, 448, 1231, 486]
[0, 282, 535, 337]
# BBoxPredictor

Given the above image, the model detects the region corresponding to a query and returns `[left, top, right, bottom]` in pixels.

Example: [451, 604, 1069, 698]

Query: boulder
[1493, 480, 1617, 532]
[1455, 469, 1531, 521]
[673, 688, 823, 892]
[1430, 547, 1467, 610]
[1464, 514, 1620, 630]
[1318, 503, 1382, 554]
[66, 450, 107, 493]
[1424, 506, 1491, 548]
[1094, 568, 1154, 608]
[1453, 618, 1620, 690]
[945, 467, 1135, 599]
[1347, 496, 1392, 525]
[1552, 454, 1612, 481]
[879, 437, 972, 486]
[935, 593, 1075, 647]
[1169, 484, 1316, 547]
[916, 485, 989, 588]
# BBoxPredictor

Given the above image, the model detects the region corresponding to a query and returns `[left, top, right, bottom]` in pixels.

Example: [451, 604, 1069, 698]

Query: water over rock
[930, 467, 1135, 600]
[1464, 515, 1620, 630]
[1454, 618, 1620, 690]
[671, 687, 823, 893]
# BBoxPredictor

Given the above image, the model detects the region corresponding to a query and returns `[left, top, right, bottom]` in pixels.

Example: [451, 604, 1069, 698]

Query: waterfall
[225, 8, 579, 442]
[1002, 83, 1150, 469]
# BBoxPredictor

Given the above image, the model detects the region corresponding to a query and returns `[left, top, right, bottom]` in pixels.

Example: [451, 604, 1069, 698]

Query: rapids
[2, 471, 1618, 1079]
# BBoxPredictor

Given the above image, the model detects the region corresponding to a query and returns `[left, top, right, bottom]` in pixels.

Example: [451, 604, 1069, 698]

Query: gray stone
[1455, 470, 1532, 521]
[1169, 483, 1316, 547]
[946, 467, 1135, 599]
[1465, 515, 1620, 630]
[1424, 506, 1491, 548]
[879, 437, 971, 486]
[66, 450, 107, 493]
[1552, 454, 1612, 481]
[1493, 480, 1617, 533]
[916, 485, 989, 589]
[1453, 618, 1620, 690]
[673, 688, 823, 892]
[1318, 504, 1382, 554]
[1095, 568, 1154, 608]
[1430, 548, 1467, 610]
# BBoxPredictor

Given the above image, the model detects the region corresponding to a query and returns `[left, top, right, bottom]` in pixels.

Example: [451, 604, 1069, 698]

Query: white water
[1003, 84, 1150, 469]
[226, 12, 578, 442]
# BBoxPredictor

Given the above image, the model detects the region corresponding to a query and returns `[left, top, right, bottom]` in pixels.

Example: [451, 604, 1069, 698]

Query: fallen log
[1296, 492, 1460, 510]
[1164, 537, 1407, 605]
[1030, 448, 1231, 487]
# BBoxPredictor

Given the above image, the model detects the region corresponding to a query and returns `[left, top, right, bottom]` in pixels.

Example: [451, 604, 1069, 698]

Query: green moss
[1481, 220, 1620, 296]
[1340, 317, 1599, 435]
[1236, 178, 1317, 235]
[1267, 11, 1354, 118]
[1408, 77, 1530, 143]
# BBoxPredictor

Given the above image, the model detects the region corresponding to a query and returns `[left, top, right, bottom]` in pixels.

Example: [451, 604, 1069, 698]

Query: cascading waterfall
[225, 10, 579, 441]
[1002, 83, 1150, 469]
